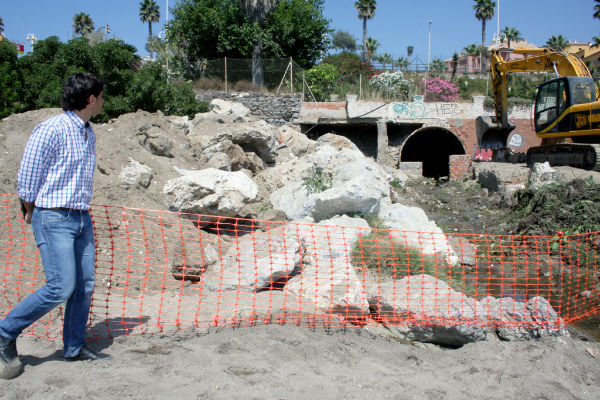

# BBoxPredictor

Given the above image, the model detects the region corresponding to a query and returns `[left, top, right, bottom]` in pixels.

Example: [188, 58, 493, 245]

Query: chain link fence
[194, 57, 311, 95]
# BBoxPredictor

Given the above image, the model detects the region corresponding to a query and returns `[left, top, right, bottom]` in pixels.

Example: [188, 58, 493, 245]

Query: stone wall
[195, 91, 301, 123]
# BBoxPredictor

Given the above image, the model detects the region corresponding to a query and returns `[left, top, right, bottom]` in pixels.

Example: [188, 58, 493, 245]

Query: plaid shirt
[17, 111, 96, 210]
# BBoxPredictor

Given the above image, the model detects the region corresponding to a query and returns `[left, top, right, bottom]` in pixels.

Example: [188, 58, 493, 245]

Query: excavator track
[526, 143, 600, 171]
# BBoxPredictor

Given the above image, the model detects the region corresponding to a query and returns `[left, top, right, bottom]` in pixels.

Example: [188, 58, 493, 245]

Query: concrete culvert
[400, 127, 466, 179]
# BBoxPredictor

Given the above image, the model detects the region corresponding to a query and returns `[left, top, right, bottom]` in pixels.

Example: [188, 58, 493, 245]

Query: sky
[1, 0, 598, 63]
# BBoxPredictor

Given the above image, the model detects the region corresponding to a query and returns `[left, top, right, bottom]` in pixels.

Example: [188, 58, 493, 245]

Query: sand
[0, 324, 599, 399]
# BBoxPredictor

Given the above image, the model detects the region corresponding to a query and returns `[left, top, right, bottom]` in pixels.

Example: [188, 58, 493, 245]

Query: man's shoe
[65, 345, 112, 362]
[0, 335, 23, 380]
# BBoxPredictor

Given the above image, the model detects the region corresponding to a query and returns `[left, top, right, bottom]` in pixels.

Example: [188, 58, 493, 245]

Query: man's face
[89, 91, 104, 115]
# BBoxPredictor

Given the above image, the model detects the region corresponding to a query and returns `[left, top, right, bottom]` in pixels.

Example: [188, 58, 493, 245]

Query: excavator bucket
[476, 116, 515, 150]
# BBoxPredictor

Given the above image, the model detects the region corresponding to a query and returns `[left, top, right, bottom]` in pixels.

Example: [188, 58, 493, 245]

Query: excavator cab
[534, 76, 597, 134]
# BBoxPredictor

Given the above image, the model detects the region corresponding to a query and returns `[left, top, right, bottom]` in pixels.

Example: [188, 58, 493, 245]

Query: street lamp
[25, 33, 37, 53]
[424, 21, 432, 99]
[427, 21, 432, 72]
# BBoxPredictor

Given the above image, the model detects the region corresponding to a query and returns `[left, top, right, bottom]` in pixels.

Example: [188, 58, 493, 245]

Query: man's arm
[17, 123, 58, 219]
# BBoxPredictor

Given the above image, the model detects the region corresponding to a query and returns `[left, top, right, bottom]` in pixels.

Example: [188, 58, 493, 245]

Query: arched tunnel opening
[300, 122, 378, 158]
[400, 128, 466, 179]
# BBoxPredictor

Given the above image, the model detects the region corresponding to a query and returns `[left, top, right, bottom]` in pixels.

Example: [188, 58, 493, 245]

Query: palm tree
[354, 0, 377, 63]
[463, 43, 481, 73]
[595, 0, 600, 19]
[451, 52, 459, 78]
[139, 0, 160, 58]
[473, 0, 496, 73]
[592, 36, 600, 48]
[407, 45, 414, 58]
[397, 56, 409, 71]
[241, 0, 279, 87]
[546, 35, 569, 51]
[365, 37, 379, 66]
[378, 52, 393, 70]
[501, 26, 522, 49]
[431, 58, 445, 75]
[73, 12, 95, 38]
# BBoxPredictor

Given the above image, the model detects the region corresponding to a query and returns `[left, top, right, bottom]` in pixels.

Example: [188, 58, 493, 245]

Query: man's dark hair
[61, 73, 105, 112]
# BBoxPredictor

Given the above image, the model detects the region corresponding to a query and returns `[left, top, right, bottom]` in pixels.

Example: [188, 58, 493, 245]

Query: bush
[9, 36, 205, 122]
[422, 77, 459, 102]
[369, 71, 414, 100]
[305, 63, 339, 101]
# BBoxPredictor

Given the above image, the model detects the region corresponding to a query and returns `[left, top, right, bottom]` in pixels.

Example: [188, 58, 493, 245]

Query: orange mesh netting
[1, 193, 599, 340]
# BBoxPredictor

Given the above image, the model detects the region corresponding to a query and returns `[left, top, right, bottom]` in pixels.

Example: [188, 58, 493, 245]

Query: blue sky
[1, 0, 598, 62]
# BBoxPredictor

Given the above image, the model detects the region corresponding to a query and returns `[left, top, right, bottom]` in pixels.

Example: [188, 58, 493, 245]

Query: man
[0, 73, 111, 380]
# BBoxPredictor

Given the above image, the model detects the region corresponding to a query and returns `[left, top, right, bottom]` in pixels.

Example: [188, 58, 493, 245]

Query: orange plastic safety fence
[1, 193, 599, 341]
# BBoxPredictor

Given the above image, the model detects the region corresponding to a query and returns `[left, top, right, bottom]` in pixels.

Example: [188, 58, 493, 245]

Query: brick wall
[449, 155, 472, 180]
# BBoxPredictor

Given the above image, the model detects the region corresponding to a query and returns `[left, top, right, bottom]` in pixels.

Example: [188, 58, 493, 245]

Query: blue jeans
[0, 208, 95, 357]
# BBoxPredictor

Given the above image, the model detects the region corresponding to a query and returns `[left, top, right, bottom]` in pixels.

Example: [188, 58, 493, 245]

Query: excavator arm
[489, 48, 594, 129]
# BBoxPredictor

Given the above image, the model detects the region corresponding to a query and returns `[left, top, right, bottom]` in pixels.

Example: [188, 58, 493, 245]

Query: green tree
[365, 37, 378, 65]
[73, 12, 95, 38]
[463, 43, 480, 57]
[473, 0, 495, 73]
[407, 45, 413, 58]
[501, 26, 522, 49]
[241, 0, 279, 87]
[332, 30, 356, 52]
[265, 0, 331, 69]
[0, 17, 4, 36]
[0, 40, 23, 118]
[451, 52, 459, 78]
[139, 0, 161, 58]
[354, 0, 376, 62]
[546, 34, 569, 51]
[168, 0, 329, 75]
[595, 0, 600, 19]
[304, 62, 338, 100]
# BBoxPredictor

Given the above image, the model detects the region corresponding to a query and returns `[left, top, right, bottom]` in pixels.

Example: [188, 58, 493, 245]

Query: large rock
[119, 158, 153, 188]
[230, 127, 278, 163]
[276, 125, 315, 157]
[270, 145, 391, 221]
[137, 125, 173, 157]
[529, 162, 558, 190]
[285, 258, 369, 323]
[163, 168, 259, 216]
[281, 216, 371, 322]
[201, 140, 250, 171]
[368, 274, 487, 347]
[378, 203, 458, 265]
[478, 296, 569, 340]
[211, 231, 306, 291]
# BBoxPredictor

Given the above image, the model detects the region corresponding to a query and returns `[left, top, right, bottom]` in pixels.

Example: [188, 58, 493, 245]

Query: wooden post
[290, 57, 293, 93]
[359, 74, 362, 99]
[224, 57, 228, 92]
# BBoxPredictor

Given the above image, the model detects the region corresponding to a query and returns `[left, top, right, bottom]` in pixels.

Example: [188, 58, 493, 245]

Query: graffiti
[434, 103, 463, 117]
[393, 98, 468, 120]
[508, 132, 523, 148]
[393, 98, 427, 118]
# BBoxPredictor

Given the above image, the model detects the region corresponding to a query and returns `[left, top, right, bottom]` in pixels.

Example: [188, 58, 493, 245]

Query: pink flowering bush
[422, 77, 459, 102]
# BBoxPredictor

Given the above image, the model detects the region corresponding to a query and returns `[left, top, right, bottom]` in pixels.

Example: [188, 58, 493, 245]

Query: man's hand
[20, 200, 34, 224]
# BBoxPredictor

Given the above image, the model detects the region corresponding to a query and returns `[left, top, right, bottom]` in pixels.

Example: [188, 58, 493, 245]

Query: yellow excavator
[476, 48, 600, 170]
